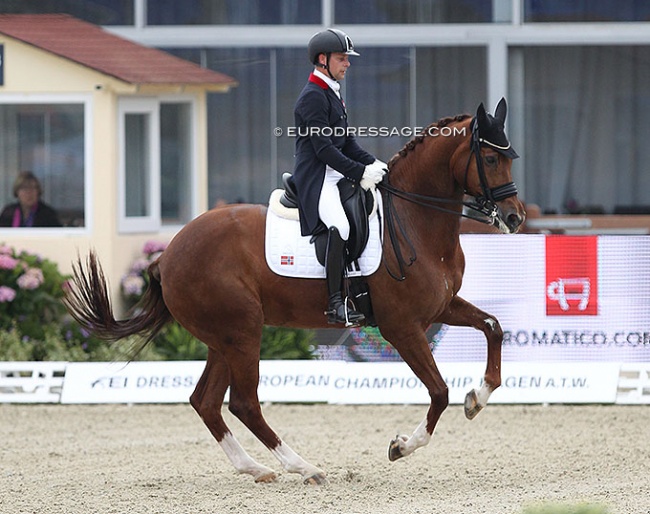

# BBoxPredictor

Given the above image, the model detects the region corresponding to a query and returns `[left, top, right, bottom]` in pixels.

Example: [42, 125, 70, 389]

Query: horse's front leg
[381, 329, 448, 461]
[438, 295, 503, 420]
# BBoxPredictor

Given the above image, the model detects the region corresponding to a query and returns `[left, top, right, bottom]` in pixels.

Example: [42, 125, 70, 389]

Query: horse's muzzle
[505, 211, 525, 232]
[496, 200, 526, 234]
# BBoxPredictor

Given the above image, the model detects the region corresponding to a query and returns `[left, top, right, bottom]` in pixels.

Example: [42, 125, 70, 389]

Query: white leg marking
[484, 317, 497, 331]
[465, 380, 494, 420]
[271, 442, 325, 481]
[477, 381, 493, 406]
[219, 432, 275, 480]
[394, 418, 432, 458]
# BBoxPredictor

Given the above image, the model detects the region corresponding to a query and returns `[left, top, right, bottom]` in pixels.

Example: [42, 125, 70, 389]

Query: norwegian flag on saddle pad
[280, 255, 294, 266]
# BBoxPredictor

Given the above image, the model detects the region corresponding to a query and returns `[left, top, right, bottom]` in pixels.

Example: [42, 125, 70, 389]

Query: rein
[376, 117, 518, 281]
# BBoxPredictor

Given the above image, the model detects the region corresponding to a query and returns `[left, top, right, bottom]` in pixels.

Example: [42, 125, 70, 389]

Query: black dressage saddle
[280, 172, 375, 268]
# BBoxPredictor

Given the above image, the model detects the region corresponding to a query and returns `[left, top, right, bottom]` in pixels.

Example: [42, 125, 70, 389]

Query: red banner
[545, 236, 598, 316]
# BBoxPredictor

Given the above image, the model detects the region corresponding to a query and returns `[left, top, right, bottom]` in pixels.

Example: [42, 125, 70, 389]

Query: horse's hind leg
[224, 336, 327, 485]
[190, 349, 277, 483]
[439, 295, 503, 420]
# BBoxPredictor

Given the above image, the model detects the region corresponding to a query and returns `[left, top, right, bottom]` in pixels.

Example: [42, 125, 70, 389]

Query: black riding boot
[324, 227, 365, 326]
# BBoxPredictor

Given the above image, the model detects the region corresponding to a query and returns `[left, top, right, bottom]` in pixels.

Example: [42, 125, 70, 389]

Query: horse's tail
[63, 250, 173, 358]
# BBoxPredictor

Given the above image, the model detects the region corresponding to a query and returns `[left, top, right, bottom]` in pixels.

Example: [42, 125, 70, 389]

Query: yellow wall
[0, 35, 211, 315]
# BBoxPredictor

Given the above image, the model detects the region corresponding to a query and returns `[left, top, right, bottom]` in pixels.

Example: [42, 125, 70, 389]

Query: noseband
[376, 117, 518, 280]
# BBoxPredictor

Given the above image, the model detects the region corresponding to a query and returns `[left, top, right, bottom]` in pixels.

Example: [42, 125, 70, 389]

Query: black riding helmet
[308, 29, 360, 79]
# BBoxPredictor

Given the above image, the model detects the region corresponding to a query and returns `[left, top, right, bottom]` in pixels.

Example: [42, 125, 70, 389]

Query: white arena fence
[0, 360, 648, 405]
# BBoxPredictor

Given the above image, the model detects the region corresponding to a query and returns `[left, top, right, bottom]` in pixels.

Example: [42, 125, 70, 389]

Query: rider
[292, 28, 387, 326]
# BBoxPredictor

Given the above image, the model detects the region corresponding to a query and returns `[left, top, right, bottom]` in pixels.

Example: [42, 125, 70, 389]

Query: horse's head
[453, 98, 526, 234]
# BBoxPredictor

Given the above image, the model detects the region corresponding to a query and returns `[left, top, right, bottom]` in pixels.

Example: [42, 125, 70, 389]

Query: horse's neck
[392, 135, 463, 199]
[388, 133, 465, 248]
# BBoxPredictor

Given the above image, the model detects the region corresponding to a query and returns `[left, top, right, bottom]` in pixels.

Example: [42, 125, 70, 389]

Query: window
[0, 0, 134, 25]
[124, 112, 152, 218]
[524, 0, 650, 22]
[147, 0, 320, 25]
[509, 46, 650, 214]
[415, 47, 487, 124]
[119, 98, 158, 231]
[160, 102, 193, 225]
[118, 97, 194, 232]
[335, 0, 495, 23]
[0, 101, 85, 228]
[345, 47, 411, 158]
[205, 48, 272, 206]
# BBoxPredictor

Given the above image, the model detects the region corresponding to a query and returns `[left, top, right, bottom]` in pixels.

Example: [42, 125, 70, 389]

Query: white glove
[373, 159, 388, 169]
[360, 161, 387, 191]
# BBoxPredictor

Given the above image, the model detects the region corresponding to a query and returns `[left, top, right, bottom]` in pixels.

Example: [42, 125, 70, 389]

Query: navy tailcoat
[292, 73, 375, 236]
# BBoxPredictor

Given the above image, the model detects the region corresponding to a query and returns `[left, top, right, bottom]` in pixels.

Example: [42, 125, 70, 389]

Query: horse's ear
[494, 97, 507, 124]
[476, 102, 489, 130]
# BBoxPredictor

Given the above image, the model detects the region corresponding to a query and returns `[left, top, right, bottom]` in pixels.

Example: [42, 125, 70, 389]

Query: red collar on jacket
[308, 72, 345, 109]
[308, 73, 329, 90]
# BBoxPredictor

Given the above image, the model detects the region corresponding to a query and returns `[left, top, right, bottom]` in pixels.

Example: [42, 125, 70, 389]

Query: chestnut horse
[63, 99, 525, 485]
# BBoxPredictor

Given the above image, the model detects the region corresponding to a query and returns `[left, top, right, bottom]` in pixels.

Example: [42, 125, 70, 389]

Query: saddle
[280, 173, 375, 267]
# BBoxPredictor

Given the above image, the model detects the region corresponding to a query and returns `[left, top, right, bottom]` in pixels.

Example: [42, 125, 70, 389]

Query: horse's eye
[484, 155, 498, 166]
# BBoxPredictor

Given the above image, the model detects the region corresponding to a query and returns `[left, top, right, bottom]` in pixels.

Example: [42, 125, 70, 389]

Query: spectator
[0, 171, 61, 227]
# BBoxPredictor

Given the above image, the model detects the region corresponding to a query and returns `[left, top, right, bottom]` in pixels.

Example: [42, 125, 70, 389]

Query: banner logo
[545, 236, 598, 316]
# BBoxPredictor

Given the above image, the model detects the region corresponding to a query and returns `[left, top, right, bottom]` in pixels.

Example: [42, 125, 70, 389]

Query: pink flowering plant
[0, 243, 158, 361]
[121, 240, 168, 306]
[0, 244, 68, 339]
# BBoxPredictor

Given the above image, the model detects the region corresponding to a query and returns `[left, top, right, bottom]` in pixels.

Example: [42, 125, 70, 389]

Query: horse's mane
[388, 114, 472, 168]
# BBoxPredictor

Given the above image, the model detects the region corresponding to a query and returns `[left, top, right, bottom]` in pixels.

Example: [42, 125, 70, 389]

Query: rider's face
[319, 52, 351, 81]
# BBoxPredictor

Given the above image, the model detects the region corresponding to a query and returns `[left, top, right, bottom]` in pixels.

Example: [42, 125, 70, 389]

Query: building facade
[1, 1, 649, 230]
[105, 0, 650, 216]
[0, 13, 235, 311]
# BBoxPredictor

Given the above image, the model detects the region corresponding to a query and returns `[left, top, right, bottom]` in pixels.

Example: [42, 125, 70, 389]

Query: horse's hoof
[464, 389, 483, 420]
[304, 472, 328, 485]
[388, 436, 404, 461]
[254, 471, 278, 483]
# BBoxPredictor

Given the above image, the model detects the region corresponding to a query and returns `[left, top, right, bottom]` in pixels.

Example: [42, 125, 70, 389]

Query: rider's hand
[360, 161, 387, 191]
[373, 158, 388, 169]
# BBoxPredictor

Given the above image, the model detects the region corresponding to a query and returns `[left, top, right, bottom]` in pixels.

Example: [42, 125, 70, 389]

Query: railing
[0, 362, 67, 403]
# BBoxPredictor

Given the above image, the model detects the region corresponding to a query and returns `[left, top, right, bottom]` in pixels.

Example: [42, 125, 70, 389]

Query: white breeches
[318, 166, 350, 240]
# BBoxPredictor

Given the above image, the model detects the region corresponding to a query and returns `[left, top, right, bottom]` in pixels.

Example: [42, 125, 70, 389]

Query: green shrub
[261, 326, 315, 360]
[0, 322, 163, 362]
[151, 322, 208, 361]
[0, 243, 153, 362]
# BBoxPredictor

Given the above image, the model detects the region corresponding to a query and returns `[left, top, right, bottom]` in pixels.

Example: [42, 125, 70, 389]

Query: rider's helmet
[308, 28, 360, 65]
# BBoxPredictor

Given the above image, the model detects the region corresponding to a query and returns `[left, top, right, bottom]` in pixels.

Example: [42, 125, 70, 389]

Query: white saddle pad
[265, 189, 383, 279]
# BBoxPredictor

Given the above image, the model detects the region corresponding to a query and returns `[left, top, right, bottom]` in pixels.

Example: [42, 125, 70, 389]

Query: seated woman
[0, 171, 61, 227]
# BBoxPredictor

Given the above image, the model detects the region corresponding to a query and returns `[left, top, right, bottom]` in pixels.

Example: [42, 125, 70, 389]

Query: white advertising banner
[61, 360, 620, 405]
[60, 361, 205, 404]
[328, 361, 619, 405]
[61, 360, 339, 404]
[429, 235, 650, 364]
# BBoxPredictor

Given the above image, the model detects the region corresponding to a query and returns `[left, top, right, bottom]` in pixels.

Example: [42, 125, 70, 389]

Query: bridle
[464, 118, 518, 214]
[376, 116, 518, 281]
